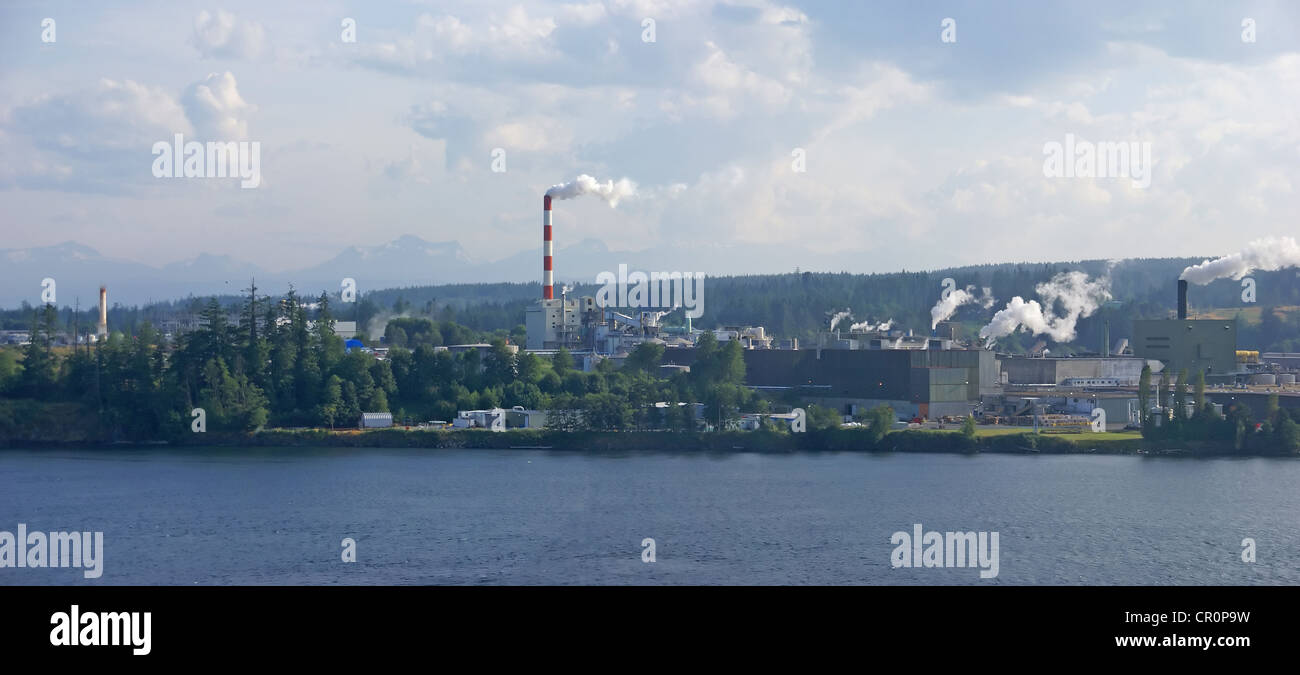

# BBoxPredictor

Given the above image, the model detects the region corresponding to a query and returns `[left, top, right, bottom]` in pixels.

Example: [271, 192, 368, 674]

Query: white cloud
[4, 1, 1300, 276]
[485, 118, 573, 152]
[760, 6, 809, 25]
[192, 10, 266, 60]
[1, 73, 257, 192]
[182, 72, 255, 140]
[357, 6, 559, 72]
[14, 78, 192, 153]
[488, 5, 558, 45]
[688, 41, 790, 117]
[560, 2, 608, 25]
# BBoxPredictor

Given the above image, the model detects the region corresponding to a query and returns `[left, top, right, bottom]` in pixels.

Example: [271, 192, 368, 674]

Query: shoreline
[2, 427, 1291, 458]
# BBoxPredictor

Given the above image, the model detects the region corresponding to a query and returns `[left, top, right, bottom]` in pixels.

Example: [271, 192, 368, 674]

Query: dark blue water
[1, 447, 1296, 585]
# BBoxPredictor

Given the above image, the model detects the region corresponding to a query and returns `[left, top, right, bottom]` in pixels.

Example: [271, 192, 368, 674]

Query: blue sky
[1, 0, 1298, 275]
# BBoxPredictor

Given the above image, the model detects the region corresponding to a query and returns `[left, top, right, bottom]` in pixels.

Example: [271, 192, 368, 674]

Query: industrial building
[661, 347, 999, 420]
[525, 194, 677, 352]
[525, 295, 592, 350]
[454, 408, 506, 431]
[334, 321, 358, 339]
[505, 407, 548, 429]
[520, 196, 1000, 420]
[982, 392, 1140, 430]
[1132, 281, 1238, 379]
[516, 192, 1292, 428]
[1000, 355, 1157, 386]
[358, 412, 393, 429]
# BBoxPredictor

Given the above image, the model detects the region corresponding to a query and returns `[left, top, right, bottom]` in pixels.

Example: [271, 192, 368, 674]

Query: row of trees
[2, 292, 857, 438]
[1137, 365, 1300, 453]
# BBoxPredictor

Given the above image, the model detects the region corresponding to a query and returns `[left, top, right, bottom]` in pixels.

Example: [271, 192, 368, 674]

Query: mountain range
[0, 235, 827, 307]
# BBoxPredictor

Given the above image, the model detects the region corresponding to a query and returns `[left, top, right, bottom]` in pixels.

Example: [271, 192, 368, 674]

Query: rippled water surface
[2, 447, 1296, 585]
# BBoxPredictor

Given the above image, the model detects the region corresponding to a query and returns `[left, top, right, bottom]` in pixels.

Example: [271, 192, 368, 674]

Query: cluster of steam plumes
[978, 271, 1111, 346]
[851, 318, 893, 332]
[827, 309, 893, 333]
[545, 174, 637, 207]
[924, 237, 1300, 347]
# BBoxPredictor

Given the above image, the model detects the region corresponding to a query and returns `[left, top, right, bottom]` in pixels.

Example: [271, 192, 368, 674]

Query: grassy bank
[1, 398, 1282, 456]
[0, 425, 1239, 456]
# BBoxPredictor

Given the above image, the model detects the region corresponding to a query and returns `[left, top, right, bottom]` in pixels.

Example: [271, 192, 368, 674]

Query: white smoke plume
[849, 319, 893, 332]
[930, 286, 995, 329]
[828, 309, 852, 332]
[979, 271, 1111, 346]
[545, 174, 637, 207]
[1180, 236, 1300, 284]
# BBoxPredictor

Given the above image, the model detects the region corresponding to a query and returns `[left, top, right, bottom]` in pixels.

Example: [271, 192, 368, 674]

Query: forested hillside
[4, 257, 1299, 353]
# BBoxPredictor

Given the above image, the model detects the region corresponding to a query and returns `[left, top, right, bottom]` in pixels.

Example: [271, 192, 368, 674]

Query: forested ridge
[5, 256, 1298, 352]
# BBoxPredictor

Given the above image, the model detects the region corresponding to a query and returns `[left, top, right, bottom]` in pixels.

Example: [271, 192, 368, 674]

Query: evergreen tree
[624, 342, 665, 373]
[317, 375, 343, 429]
[18, 304, 59, 398]
[867, 405, 894, 446]
[552, 348, 573, 375]
[1137, 364, 1152, 426]
[960, 414, 977, 439]
[239, 279, 269, 392]
[1276, 415, 1300, 454]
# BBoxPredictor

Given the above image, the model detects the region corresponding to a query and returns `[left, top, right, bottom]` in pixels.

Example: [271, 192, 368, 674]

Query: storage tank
[1279, 374, 1297, 385]
[1250, 373, 1277, 386]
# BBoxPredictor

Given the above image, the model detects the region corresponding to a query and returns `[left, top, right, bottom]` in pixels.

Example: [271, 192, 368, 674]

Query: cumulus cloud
[2, 78, 192, 191]
[192, 10, 266, 60]
[182, 72, 255, 140]
[1, 73, 254, 192]
[12, 79, 191, 154]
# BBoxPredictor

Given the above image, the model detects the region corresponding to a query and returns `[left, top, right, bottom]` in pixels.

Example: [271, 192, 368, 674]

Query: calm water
[1, 447, 1297, 585]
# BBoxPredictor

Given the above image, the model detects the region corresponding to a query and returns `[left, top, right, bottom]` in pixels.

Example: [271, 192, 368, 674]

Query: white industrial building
[525, 296, 589, 350]
[454, 408, 506, 431]
[359, 412, 393, 429]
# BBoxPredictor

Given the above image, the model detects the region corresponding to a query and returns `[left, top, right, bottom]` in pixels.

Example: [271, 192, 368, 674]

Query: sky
[1, 0, 1298, 276]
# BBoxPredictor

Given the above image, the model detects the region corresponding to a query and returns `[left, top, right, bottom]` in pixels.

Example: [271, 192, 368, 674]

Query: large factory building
[662, 347, 999, 419]
[525, 296, 592, 350]
[1132, 280, 1238, 379]
[1001, 355, 1155, 386]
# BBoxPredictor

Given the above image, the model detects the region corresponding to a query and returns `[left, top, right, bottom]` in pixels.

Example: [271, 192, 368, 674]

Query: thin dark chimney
[1177, 279, 1188, 320]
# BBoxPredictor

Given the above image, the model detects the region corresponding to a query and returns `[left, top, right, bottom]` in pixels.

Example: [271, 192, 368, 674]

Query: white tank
[1279, 374, 1297, 385]
[1250, 374, 1277, 385]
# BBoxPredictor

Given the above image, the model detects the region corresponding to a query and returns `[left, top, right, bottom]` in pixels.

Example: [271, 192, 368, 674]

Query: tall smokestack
[97, 285, 108, 337]
[542, 195, 554, 300]
[1177, 279, 1188, 319]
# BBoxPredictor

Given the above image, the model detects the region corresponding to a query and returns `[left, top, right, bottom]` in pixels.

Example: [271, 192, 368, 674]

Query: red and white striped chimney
[543, 195, 554, 300]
